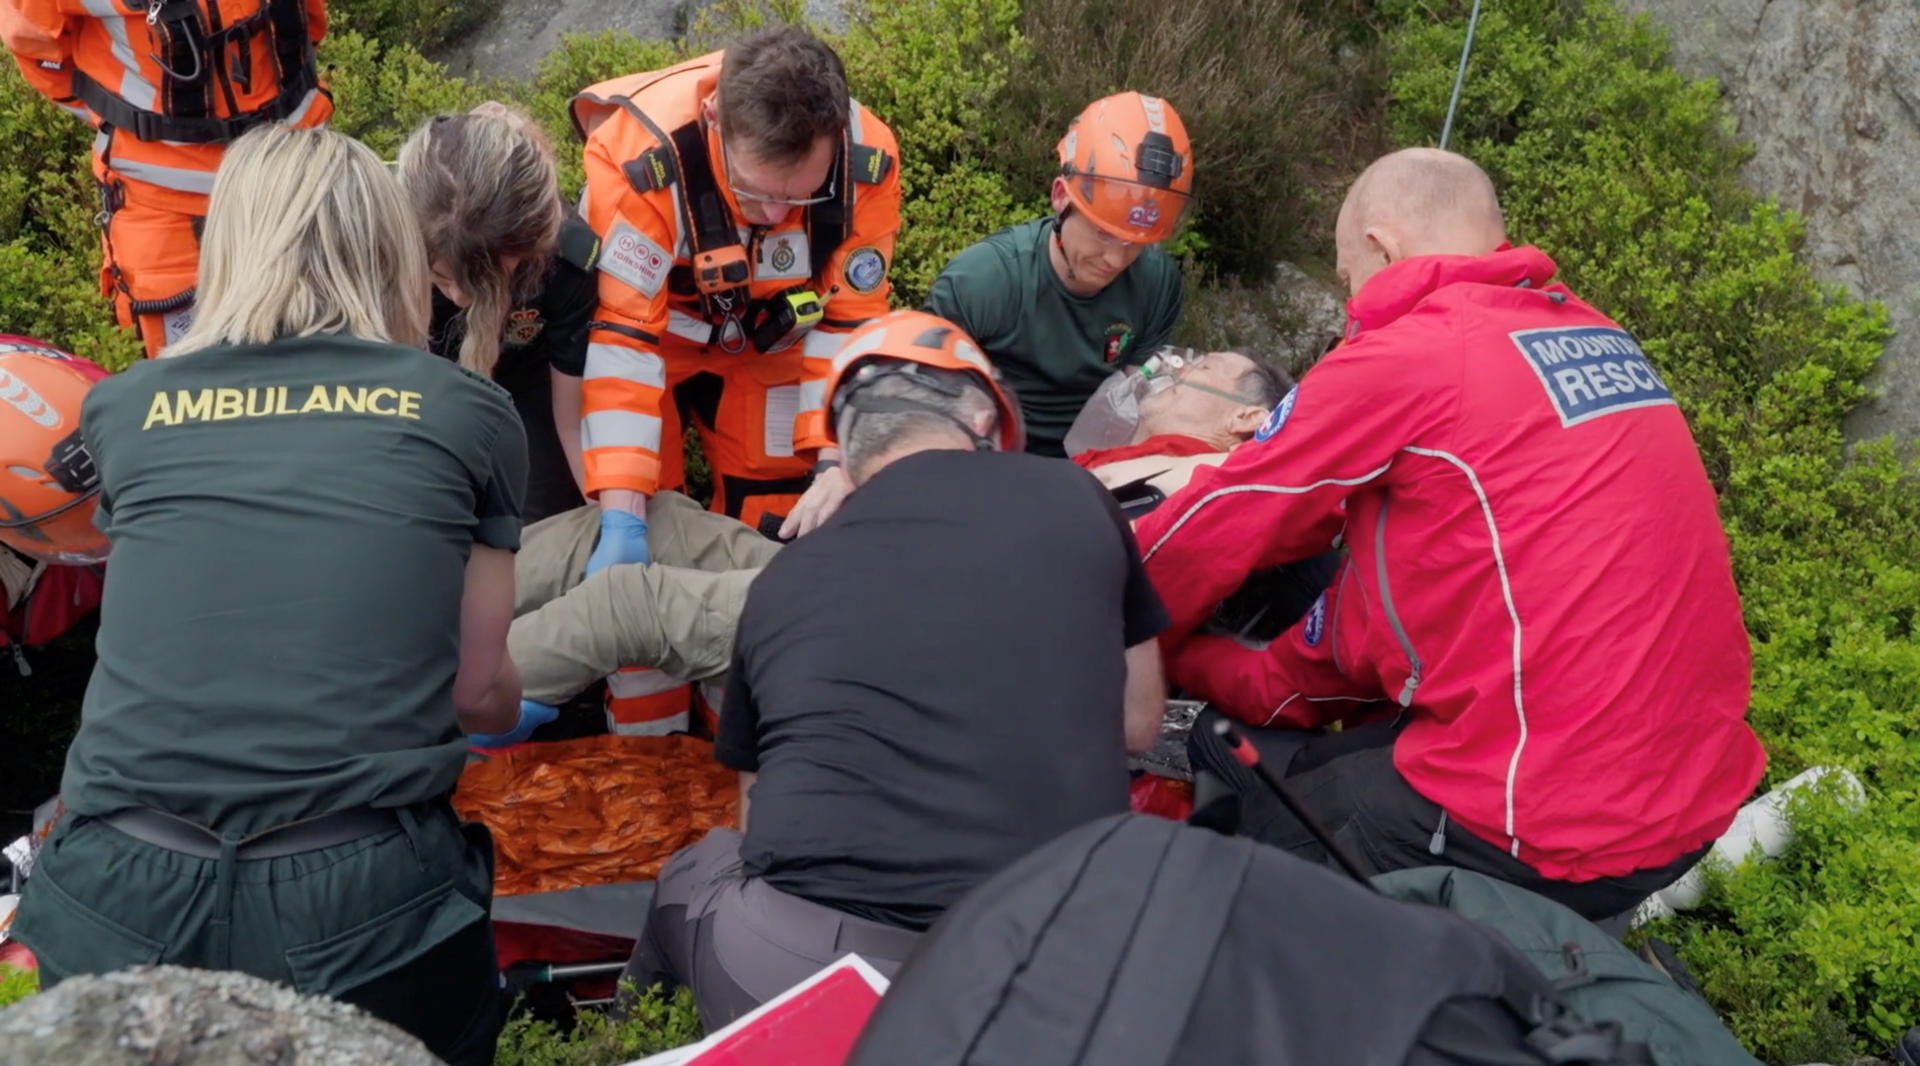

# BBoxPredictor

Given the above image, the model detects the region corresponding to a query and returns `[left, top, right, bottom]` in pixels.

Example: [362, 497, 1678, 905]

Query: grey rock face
[0, 966, 445, 1066]
[1617, 0, 1920, 444]
[435, 0, 851, 82]
[1269, 262, 1349, 364]
[434, 0, 685, 81]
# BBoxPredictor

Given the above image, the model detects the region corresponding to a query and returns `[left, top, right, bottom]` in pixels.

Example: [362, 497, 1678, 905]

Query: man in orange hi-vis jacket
[1, 0, 332, 358]
[568, 24, 900, 739]
[570, 24, 901, 561]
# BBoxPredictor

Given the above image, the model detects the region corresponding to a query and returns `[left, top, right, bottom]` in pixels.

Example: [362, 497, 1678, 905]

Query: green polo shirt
[925, 217, 1183, 457]
[61, 333, 528, 835]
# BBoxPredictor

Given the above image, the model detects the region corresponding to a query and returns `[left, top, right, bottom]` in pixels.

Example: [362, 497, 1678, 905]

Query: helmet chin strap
[1052, 208, 1080, 284]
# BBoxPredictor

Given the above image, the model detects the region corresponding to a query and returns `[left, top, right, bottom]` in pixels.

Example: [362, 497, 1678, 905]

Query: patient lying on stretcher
[1068, 347, 1292, 503]
[500, 347, 1308, 718]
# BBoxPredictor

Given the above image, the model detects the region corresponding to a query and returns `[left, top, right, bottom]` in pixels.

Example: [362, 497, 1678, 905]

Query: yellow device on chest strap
[747, 287, 824, 354]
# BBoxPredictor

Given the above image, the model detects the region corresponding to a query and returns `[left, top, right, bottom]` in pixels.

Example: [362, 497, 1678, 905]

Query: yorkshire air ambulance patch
[1103, 322, 1135, 364]
[601, 219, 671, 298]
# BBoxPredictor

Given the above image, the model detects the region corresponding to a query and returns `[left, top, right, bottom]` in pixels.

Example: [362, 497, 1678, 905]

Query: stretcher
[0, 731, 736, 1023]
[1, 698, 1196, 1023]
[454, 729, 740, 1022]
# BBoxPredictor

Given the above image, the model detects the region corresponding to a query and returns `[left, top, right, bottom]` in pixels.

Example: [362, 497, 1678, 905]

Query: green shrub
[986, 0, 1388, 280]
[834, 0, 1033, 307]
[318, 31, 493, 160]
[0, 965, 37, 1008]
[1389, 2, 1920, 1059]
[493, 985, 702, 1066]
[0, 63, 141, 370]
[325, 0, 495, 57]
[521, 31, 687, 201]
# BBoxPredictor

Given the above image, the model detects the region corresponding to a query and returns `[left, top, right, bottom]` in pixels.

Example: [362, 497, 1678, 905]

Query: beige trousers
[509, 491, 781, 705]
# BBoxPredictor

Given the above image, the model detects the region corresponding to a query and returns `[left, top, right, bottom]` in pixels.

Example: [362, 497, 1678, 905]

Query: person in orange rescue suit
[569, 22, 902, 568]
[566, 24, 898, 739]
[0, 0, 332, 360]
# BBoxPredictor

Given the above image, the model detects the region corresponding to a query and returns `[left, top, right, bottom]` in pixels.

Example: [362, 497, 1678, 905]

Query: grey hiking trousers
[621, 828, 922, 1032]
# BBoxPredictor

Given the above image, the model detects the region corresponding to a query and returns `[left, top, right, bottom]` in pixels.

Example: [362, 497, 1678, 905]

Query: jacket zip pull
[1428, 810, 1448, 856]
[9, 642, 31, 677]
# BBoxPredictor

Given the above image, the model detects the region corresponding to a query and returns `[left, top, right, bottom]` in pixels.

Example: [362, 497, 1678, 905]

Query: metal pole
[1439, 0, 1485, 150]
[543, 961, 630, 981]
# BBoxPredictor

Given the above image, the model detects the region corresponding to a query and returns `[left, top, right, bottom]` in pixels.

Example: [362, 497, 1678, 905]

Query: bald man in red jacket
[1141, 148, 1764, 920]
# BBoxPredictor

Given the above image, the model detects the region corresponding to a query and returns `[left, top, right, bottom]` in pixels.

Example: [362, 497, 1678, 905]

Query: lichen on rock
[0, 966, 446, 1066]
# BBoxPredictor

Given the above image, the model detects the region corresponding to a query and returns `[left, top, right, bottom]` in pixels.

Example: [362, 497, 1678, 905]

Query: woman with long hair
[399, 102, 596, 524]
[10, 123, 526, 1066]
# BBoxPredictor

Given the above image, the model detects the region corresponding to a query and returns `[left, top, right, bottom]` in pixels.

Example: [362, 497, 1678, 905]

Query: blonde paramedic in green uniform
[11, 124, 528, 1066]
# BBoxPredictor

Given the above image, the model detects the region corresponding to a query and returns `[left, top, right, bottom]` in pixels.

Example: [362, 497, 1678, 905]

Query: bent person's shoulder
[390, 353, 522, 447]
[953, 220, 1042, 276]
[416, 353, 516, 409]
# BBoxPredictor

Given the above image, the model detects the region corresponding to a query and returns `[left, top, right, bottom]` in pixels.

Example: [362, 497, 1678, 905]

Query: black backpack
[847, 811, 1751, 1066]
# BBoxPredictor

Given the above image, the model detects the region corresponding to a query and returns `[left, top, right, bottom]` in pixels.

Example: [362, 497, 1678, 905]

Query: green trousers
[13, 803, 504, 1066]
[509, 492, 781, 705]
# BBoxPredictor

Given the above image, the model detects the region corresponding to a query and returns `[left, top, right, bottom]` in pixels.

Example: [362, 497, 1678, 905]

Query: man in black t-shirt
[622, 311, 1169, 1030]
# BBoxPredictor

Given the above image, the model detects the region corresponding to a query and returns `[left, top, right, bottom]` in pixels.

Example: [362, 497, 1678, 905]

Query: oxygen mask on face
[1062, 346, 1197, 457]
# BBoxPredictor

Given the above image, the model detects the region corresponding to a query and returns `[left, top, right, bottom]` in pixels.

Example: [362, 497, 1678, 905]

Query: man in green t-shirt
[925, 92, 1195, 457]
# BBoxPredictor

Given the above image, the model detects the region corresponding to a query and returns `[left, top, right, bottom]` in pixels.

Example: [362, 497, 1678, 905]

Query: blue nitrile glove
[469, 699, 559, 749]
[584, 510, 649, 579]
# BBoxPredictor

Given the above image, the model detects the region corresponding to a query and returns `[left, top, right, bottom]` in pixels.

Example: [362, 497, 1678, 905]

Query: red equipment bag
[1, 550, 104, 676]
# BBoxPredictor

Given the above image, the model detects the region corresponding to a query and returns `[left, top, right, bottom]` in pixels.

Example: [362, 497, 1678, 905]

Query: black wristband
[814, 458, 842, 474]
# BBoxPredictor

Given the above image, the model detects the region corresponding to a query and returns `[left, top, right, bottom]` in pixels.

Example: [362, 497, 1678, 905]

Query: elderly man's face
[1134, 350, 1270, 446]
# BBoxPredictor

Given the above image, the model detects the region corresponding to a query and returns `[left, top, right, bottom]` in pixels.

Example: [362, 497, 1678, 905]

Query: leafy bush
[318, 31, 493, 159]
[984, 0, 1388, 279]
[493, 985, 702, 1066]
[0, 965, 37, 1008]
[1389, 1, 1919, 1059]
[520, 31, 685, 200]
[325, 0, 495, 56]
[0, 64, 141, 370]
[832, 0, 1034, 307]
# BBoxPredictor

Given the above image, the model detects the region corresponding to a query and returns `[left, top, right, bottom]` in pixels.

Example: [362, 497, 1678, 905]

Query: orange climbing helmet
[1056, 91, 1194, 245]
[0, 337, 110, 565]
[825, 310, 1026, 454]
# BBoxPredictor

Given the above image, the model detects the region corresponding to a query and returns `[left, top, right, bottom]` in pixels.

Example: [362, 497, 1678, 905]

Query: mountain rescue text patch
[1509, 326, 1676, 427]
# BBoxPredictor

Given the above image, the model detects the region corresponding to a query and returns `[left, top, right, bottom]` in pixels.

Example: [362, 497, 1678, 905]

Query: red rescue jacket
[1133, 246, 1765, 881]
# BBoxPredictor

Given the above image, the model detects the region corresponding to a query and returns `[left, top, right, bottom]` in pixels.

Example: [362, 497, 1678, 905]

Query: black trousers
[332, 918, 503, 1066]
[1187, 711, 1709, 922]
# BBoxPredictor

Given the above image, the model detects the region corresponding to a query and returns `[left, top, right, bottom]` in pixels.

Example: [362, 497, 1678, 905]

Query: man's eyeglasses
[722, 140, 836, 207]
